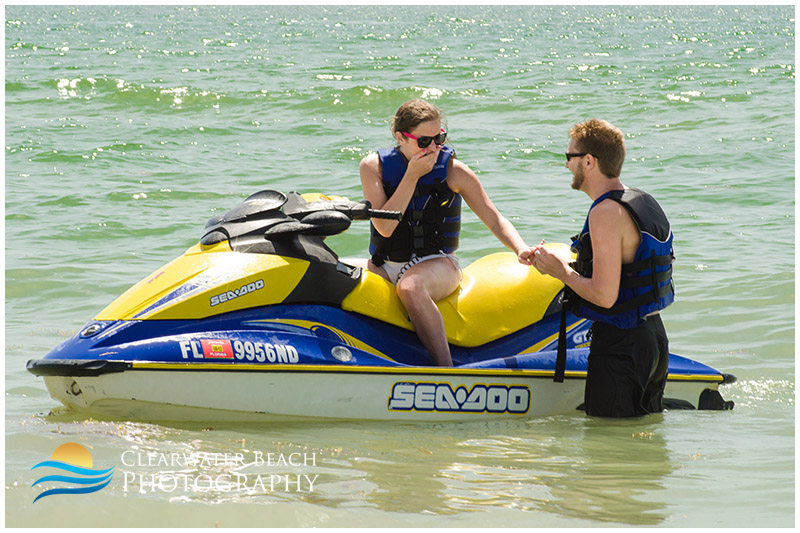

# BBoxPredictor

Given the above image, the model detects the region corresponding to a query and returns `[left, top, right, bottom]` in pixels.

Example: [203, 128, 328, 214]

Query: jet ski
[27, 190, 735, 421]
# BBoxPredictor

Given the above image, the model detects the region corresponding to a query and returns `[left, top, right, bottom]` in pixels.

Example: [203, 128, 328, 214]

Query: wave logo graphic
[31, 442, 114, 503]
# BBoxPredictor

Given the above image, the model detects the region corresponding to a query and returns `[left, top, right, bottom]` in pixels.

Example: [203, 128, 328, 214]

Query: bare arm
[531, 200, 630, 308]
[448, 159, 530, 263]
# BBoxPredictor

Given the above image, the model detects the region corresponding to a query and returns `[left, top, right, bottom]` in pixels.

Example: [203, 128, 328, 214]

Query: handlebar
[333, 200, 401, 221]
[366, 207, 403, 221]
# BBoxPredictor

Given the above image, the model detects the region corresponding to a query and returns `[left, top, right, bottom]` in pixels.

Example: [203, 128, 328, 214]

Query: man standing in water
[530, 119, 675, 417]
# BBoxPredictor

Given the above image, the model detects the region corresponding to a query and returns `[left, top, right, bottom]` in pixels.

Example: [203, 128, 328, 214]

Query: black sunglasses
[565, 152, 591, 162]
[402, 129, 448, 148]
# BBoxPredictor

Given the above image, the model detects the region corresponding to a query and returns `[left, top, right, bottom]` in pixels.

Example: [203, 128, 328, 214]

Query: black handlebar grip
[369, 209, 403, 221]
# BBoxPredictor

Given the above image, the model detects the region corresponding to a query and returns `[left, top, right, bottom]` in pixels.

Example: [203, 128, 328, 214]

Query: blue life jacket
[567, 187, 675, 329]
[369, 146, 461, 265]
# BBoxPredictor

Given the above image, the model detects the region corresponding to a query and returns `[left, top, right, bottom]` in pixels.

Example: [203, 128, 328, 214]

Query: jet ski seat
[340, 246, 569, 347]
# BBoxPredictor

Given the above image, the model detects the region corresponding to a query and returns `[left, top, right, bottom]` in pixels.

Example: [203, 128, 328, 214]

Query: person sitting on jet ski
[359, 99, 533, 366]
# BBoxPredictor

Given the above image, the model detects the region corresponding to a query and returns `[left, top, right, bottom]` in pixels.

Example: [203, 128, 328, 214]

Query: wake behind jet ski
[27, 190, 735, 421]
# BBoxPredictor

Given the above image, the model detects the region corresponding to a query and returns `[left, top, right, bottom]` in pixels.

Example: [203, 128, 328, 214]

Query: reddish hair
[569, 119, 626, 178]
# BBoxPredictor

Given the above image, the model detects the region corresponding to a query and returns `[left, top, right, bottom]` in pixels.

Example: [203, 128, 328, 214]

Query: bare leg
[394, 258, 460, 366]
[365, 259, 391, 281]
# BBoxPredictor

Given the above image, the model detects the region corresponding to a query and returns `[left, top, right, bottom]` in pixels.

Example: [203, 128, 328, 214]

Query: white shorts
[378, 253, 461, 285]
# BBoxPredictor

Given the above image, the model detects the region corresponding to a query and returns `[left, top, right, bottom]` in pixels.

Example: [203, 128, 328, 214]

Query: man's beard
[570, 165, 584, 190]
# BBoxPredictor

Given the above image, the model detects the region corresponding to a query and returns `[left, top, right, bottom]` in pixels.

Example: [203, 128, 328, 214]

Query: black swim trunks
[583, 314, 669, 417]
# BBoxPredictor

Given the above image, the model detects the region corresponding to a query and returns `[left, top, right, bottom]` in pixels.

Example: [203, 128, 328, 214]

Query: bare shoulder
[590, 197, 629, 221]
[360, 152, 380, 172]
[447, 158, 479, 191]
[360, 153, 382, 183]
[450, 157, 472, 174]
[588, 199, 631, 238]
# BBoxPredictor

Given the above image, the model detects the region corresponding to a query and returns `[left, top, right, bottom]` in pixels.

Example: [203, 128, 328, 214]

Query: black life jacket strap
[370, 251, 386, 267]
[576, 253, 672, 279]
[554, 291, 568, 383]
[579, 281, 674, 316]
[621, 252, 674, 274]
[620, 267, 672, 289]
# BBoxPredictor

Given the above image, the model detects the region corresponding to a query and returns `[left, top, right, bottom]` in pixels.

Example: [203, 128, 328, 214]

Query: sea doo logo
[210, 279, 265, 307]
[387, 382, 530, 415]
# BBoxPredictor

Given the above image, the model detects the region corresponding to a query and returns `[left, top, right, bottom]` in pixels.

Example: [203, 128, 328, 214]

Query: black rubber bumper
[26, 359, 132, 377]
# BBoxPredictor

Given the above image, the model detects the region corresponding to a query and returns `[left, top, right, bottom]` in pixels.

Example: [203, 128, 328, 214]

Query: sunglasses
[565, 152, 589, 162]
[402, 129, 447, 148]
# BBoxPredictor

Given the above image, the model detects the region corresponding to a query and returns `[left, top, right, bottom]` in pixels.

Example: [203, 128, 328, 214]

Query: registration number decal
[179, 339, 298, 363]
[387, 382, 530, 415]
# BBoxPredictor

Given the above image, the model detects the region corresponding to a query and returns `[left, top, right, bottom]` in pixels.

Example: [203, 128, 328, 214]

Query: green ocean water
[5, 5, 794, 527]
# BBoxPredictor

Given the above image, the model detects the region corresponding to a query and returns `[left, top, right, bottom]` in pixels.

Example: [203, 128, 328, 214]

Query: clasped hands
[518, 241, 571, 282]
